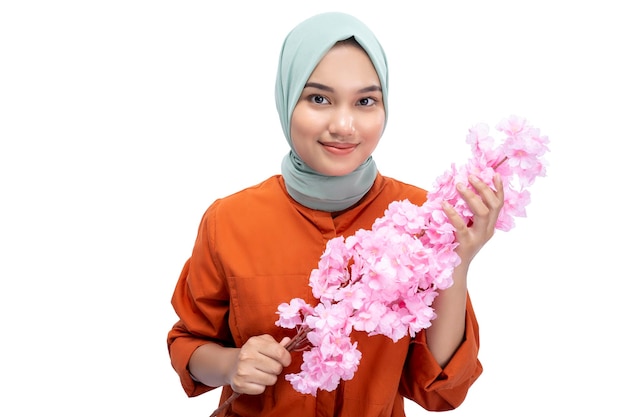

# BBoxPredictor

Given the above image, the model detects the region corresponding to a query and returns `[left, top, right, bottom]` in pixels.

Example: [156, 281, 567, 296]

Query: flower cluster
[275, 115, 549, 396]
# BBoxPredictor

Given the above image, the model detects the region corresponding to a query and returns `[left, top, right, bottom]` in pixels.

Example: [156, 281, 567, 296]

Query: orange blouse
[167, 174, 482, 416]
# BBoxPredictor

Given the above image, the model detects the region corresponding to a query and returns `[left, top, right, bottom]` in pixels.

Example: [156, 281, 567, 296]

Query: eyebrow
[303, 82, 382, 94]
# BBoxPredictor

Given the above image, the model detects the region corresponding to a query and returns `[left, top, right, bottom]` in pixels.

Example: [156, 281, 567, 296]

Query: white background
[1, 1, 624, 416]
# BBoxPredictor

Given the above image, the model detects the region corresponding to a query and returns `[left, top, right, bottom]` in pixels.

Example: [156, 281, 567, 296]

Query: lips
[320, 142, 358, 155]
[321, 142, 357, 149]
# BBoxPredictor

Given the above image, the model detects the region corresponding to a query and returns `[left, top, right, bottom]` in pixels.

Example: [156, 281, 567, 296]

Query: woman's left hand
[442, 173, 505, 267]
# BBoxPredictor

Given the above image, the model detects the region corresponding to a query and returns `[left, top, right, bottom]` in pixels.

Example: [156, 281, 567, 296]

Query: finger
[493, 173, 505, 202]
[468, 175, 504, 211]
[456, 182, 489, 219]
[235, 353, 282, 386]
[442, 201, 469, 233]
[276, 338, 293, 367]
[254, 335, 291, 368]
[232, 371, 277, 395]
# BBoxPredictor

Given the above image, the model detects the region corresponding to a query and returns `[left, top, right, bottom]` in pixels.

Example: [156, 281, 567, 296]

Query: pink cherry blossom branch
[273, 115, 549, 396]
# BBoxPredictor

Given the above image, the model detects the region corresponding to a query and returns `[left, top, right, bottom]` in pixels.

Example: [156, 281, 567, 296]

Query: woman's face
[290, 43, 385, 176]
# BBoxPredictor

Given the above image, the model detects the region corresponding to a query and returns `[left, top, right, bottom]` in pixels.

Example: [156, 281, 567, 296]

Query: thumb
[279, 336, 292, 348]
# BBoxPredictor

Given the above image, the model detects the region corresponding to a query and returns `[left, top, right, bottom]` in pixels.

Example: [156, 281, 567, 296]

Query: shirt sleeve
[399, 294, 482, 410]
[166, 204, 235, 397]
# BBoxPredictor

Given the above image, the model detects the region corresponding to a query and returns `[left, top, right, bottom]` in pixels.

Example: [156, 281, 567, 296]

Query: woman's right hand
[228, 335, 292, 395]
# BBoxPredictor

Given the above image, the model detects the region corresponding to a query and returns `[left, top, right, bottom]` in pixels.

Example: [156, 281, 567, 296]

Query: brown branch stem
[493, 156, 508, 170]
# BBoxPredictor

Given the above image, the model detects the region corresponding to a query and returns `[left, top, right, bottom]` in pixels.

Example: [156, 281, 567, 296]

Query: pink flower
[496, 114, 527, 136]
[334, 282, 368, 310]
[275, 298, 314, 329]
[352, 301, 387, 333]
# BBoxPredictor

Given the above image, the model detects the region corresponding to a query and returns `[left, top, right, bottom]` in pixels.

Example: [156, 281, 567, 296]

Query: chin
[320, 166, 359, 177]
[309, 157, 366, 177]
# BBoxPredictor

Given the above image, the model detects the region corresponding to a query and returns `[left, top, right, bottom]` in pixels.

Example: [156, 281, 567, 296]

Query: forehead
[307, 43, 379, 84]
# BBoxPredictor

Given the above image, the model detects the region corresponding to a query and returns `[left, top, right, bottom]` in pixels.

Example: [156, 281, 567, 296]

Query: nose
[329, 108, 355, 137]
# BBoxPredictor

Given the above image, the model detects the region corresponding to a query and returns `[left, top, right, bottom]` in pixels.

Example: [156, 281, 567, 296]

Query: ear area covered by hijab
[276, 12, 389, 212]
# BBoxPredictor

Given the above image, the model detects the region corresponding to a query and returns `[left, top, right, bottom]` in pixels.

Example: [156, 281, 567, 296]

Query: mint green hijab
[275, 12, 389, 212]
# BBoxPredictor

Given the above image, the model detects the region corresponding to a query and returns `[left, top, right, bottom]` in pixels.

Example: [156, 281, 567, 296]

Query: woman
[167, 11, 503, 416]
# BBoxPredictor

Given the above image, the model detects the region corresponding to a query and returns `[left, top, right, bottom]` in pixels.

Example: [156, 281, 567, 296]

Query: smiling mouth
[321, 142, 357, 149]
[321, 142, 358, 155]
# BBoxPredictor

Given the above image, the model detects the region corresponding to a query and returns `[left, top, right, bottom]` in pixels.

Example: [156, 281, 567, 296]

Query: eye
[308, 94, 329, 105]
[357, 97, 376, 106]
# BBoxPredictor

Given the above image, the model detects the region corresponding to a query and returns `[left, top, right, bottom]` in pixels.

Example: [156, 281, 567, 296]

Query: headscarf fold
[275, 12, 389, 212]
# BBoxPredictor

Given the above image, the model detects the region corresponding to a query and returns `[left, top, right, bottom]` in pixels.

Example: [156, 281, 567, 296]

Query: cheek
[290, 117, 308, 140]
[360, 112, 385, 140]
[290, 107, 322, 145]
